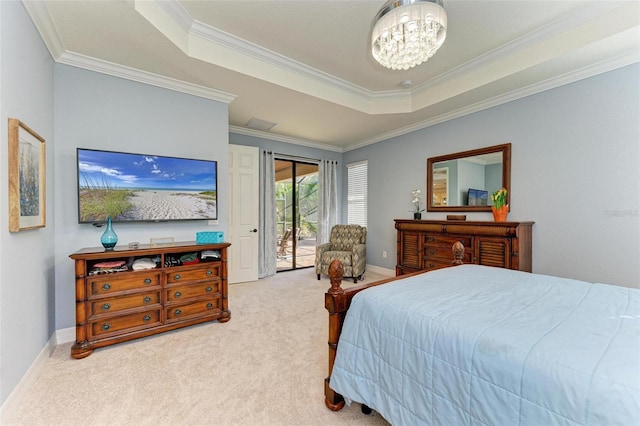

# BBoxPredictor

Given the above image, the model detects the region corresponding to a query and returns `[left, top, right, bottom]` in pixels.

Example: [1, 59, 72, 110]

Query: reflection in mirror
[427, 143, 511, 212]
[432, 168, 448, 206]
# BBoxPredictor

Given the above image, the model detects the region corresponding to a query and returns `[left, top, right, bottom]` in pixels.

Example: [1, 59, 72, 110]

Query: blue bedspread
[330, 265, 640, 425]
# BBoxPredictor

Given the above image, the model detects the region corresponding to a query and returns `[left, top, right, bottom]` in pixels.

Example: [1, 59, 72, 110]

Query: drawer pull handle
[102, 283, 111, 291]
[429, 250, 435, 255]
[143, 315, 151, 322]
[143, 296, 151, 303]
[174, 291, 182, 298]
[428, 237, 435, 242]
[206, 303, 213, 309]
[144, 278, 152, 285]
[206, 270, 213, 276]
[174, 309, 182, 316]
[206, 286, 213, 293]
[428, 263, 435, 268]
[101, 323, 111, 331]
[101, 303, 111, 311]
[174, 274, 181, 281]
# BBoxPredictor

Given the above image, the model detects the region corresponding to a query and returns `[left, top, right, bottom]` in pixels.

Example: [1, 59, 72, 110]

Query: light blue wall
[344, 63, 639, 288]
[54, 65, 230, 331]
[485, 163, 502, 197]
[0, 0, 55, 405]
[458, 160, 485, 205]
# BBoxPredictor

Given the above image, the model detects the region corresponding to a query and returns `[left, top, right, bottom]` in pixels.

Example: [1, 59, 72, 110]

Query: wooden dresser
[395, 220, 533, 276]
[69, 241, 230, 359]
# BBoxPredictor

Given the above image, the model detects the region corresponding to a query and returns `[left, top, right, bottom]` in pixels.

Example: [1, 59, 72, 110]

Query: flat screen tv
[467, 188, 488, 206]
[77, 148, 217, 223]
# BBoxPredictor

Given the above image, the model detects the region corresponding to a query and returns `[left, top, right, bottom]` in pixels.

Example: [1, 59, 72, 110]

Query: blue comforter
[330, 265, 640, 425]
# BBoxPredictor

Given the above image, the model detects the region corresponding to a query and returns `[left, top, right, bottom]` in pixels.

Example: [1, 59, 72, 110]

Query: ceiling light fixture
[371, 0, 447, 71]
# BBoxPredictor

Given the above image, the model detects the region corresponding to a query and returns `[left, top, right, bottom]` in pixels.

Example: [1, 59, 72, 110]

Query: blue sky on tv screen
[78, 149, 217, 191]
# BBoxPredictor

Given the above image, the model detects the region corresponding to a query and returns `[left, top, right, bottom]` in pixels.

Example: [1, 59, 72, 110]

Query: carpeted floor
[3, 268, 392, 426]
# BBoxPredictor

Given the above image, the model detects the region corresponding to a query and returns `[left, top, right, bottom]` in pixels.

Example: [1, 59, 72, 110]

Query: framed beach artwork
[8, 118, 46, 232]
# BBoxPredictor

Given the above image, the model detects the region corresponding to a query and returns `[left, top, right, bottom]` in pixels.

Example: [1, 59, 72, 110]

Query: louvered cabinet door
[397, 231, 422, 275]
[475, 237, 511, 269]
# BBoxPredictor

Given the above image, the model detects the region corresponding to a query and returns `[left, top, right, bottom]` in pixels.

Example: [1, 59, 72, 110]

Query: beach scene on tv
[77, 149, 217, 223]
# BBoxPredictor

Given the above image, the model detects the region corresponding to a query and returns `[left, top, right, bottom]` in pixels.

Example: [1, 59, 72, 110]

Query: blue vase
[101, 216, 118, 250]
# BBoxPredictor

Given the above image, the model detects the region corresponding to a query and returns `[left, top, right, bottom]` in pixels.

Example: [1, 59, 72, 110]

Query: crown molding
[229, 126, 344, 153]
[143, 0, 638, 116]
[21, 0, 65, 58]
[139, 0, 378, 113]
[26, 0, 639, 117]
[22, 0, 639, 153]
[22, 0, 234, 103]
[56, 51, 236, 104]
[345, 50, 640, 152]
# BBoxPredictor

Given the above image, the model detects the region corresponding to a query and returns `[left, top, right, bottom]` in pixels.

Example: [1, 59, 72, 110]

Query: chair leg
[317, 274, 321, 280]
[353, 277, 357, 283]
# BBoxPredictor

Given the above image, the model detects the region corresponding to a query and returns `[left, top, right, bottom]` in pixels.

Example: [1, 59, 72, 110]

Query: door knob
[250, 229, 258, 233]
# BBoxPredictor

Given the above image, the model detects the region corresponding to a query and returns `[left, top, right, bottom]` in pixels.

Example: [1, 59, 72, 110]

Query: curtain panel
[317, 160, 338, 245]
[258, 150, 277, 278]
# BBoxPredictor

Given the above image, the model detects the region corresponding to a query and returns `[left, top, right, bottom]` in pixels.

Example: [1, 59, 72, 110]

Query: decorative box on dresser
[395, 220, 534, 276]
[69, 241, 230, 359]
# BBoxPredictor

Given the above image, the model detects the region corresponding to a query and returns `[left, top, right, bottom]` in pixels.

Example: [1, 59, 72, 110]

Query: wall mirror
[427, 143, 511, 212]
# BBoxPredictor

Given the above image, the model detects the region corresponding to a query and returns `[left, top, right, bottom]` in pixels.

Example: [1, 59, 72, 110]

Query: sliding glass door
[275, 159, 318, 272]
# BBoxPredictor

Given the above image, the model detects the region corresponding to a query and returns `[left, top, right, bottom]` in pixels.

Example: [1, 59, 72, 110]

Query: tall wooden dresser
[395, 219, 534, 276]
[69, 241, 230, 359]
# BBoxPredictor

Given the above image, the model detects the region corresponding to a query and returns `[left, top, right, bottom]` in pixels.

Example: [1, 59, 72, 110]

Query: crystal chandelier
[371, 0, 447, 71]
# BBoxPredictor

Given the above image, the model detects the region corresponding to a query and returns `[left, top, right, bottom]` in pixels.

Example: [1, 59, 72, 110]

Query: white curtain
[258, 150, 277, 278]
[317, 159, 338, 244]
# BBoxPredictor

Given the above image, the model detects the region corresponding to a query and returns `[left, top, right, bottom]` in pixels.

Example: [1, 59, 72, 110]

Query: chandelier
[371, 0, 447, 71]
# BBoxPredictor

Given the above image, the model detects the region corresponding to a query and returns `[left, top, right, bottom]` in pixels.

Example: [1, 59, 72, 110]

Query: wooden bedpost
[325, 259, 346, 411]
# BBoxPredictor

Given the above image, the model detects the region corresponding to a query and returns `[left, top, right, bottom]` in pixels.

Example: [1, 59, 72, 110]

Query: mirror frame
[427, 143, 511, 212]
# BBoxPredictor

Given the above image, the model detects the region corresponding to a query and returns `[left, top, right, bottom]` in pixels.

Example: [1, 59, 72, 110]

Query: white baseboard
[0, 333, 57, 422]
[366, 264, 394, 277]
[56, 327, 75, 344]
[0, 327, 75, 421]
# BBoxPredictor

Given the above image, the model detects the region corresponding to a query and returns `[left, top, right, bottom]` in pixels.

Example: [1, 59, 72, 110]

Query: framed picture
[8, 118, 46, 232]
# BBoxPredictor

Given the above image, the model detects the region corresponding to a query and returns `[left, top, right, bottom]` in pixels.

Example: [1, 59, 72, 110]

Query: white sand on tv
[124, 189, 216, 220]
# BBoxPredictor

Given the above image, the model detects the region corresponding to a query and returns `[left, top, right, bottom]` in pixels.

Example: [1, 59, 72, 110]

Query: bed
[323, 245, 640, 425]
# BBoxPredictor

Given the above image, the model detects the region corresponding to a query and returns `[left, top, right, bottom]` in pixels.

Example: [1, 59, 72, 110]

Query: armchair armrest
[351, 243, 367, 275]
[315, 242, 332, 272]
[316, 242, 332, 255]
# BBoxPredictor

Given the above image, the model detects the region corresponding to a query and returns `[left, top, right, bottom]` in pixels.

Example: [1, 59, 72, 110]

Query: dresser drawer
[89, 310, 160, 339]
[165, 264, 221, 284]
[425, 246, 473, 263]
[89, 291, 160, 317]
[89, 273, 160, 297]
[166, 280, 220, 302]
[423, 234, 472, 247]
[422, 260, 454, 271]
[165, 299, 221, 322]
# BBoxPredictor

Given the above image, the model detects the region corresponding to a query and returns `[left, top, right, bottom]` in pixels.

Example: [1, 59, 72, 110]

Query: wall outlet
[382, 250, 387, 258]
[208, 220, 219, 226]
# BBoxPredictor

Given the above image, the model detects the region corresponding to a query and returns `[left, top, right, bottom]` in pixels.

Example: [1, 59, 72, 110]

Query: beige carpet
[3, 268, 392, 426]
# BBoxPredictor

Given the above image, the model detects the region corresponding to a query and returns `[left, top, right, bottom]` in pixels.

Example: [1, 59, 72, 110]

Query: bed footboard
[324, 241, 466, 411]
[324, 260, 402, 410]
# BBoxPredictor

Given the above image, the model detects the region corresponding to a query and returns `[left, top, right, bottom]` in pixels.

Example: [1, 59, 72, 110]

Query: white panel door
[228, 145, 259, 283]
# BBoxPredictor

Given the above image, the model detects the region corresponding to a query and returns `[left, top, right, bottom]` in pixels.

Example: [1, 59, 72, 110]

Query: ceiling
[24, 0, 640, 152]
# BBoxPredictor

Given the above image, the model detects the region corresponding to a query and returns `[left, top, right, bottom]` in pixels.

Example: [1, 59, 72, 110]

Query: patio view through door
[275, 159, 318, 272]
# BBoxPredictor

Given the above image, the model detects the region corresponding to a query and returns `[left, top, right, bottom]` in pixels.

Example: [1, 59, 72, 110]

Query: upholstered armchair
[315, 225, 367, 283]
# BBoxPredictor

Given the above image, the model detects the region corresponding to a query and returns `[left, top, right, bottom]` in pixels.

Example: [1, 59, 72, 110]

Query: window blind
[347, 161, 368, 227]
